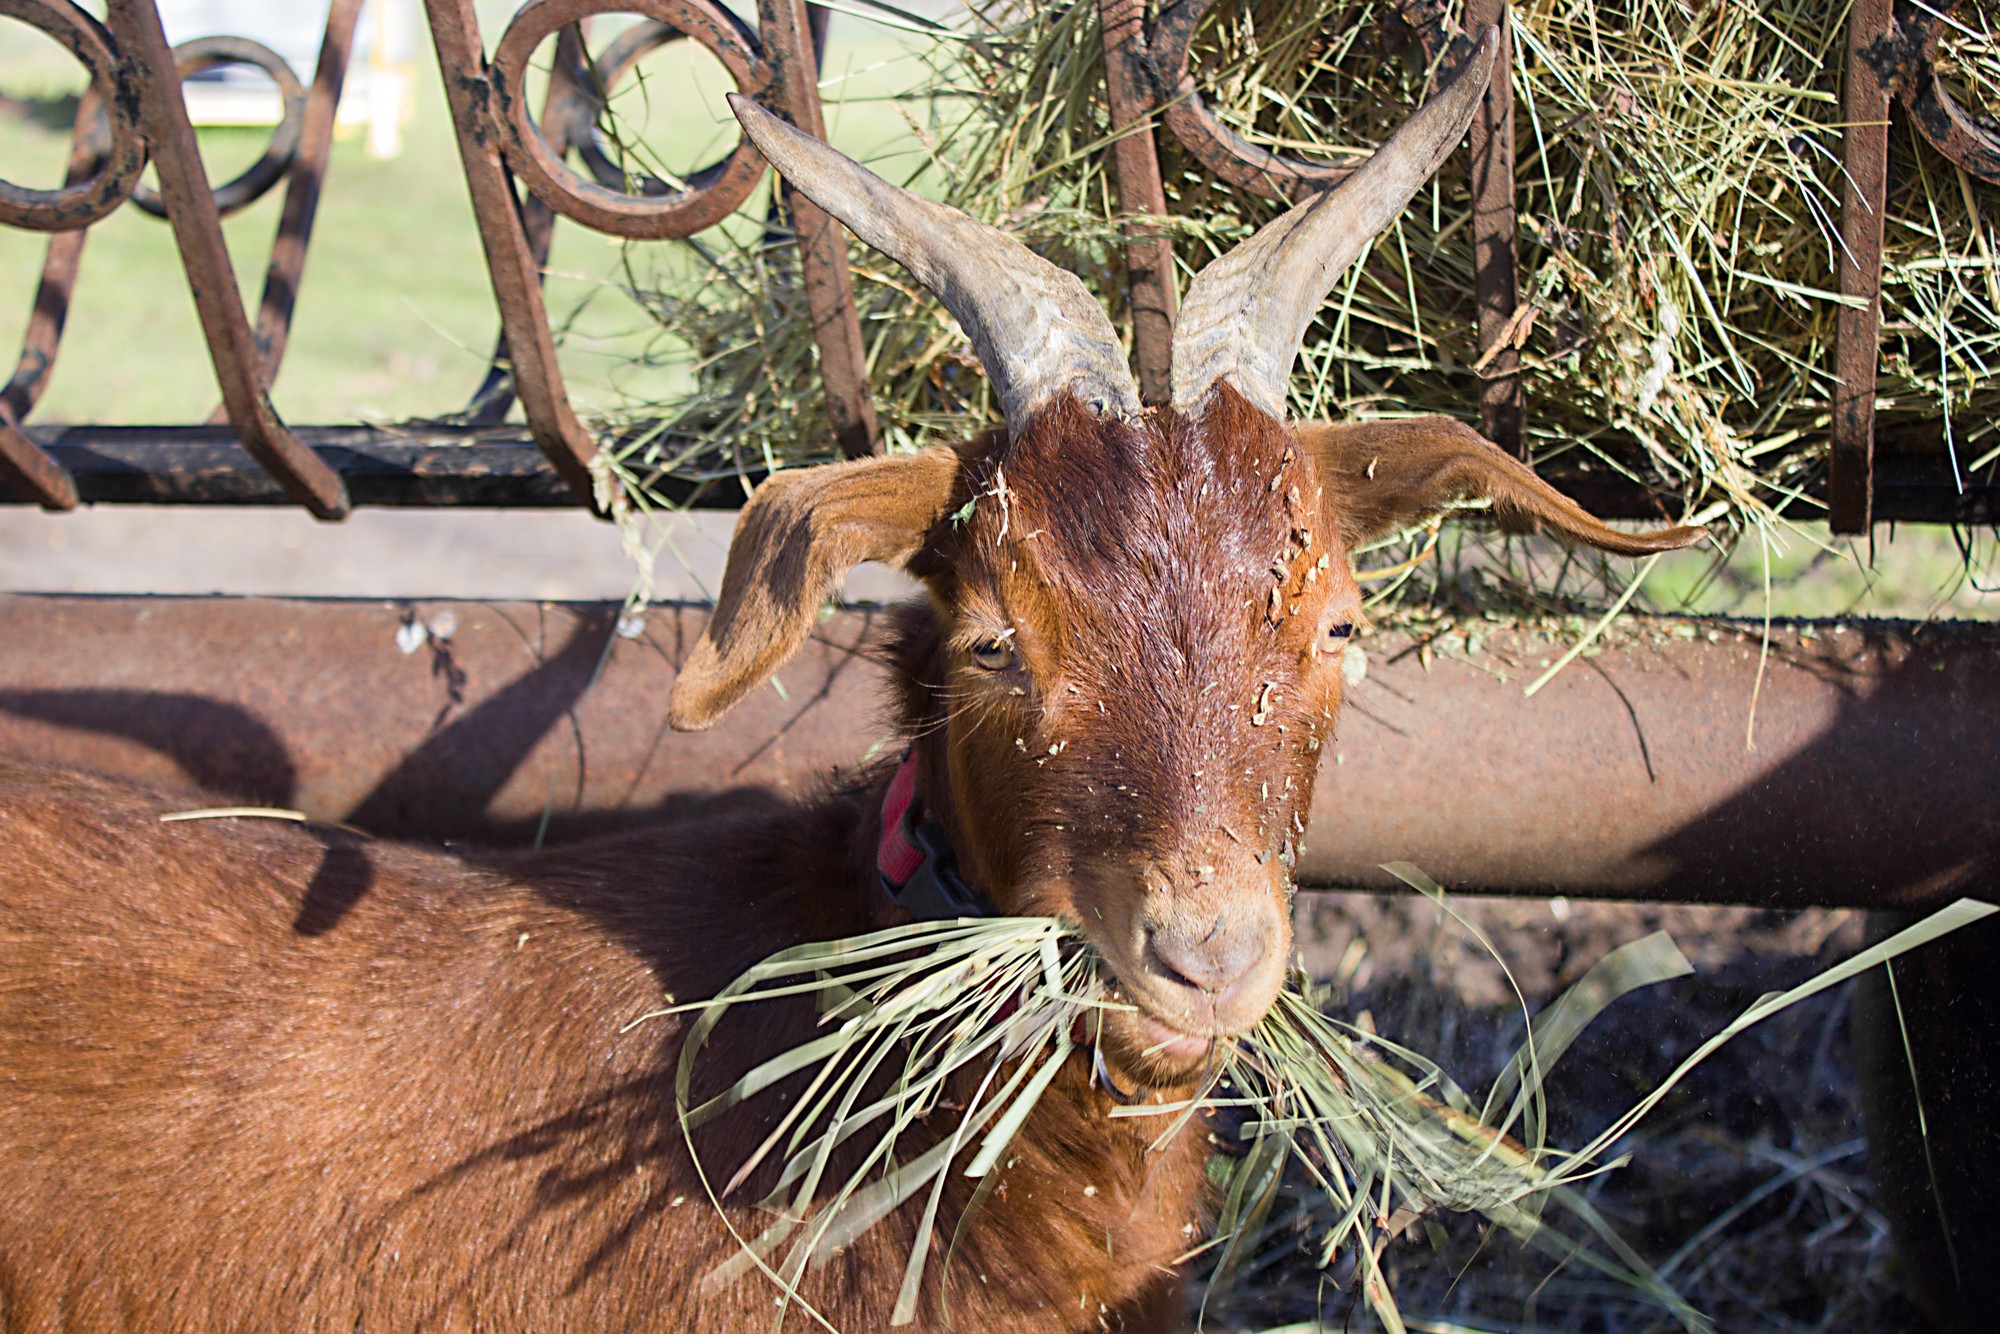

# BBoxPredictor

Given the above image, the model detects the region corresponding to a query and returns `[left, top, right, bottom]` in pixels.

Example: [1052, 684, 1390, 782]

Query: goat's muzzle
[1082, 851, 1291, 1085]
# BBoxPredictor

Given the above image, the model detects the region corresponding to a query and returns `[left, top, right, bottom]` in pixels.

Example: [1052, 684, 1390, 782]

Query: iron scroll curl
[0, 0, 148, 232]
[1865, 0, 2000, 185]
[489, 0, 774, 240]
[127, 34, 307, 219]
[1141, 0, 1478, 202]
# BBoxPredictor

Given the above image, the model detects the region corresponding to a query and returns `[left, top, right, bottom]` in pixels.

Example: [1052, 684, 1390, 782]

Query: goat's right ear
[667, 448, 963, 731]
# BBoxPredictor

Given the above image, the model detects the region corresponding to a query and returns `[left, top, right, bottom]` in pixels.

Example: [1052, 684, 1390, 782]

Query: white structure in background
[157, 0, 420, 158]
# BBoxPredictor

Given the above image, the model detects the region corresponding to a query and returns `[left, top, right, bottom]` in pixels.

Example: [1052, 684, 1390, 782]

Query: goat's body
[0, 763, 1198, 1332]
[0, 51, 1705, 1329]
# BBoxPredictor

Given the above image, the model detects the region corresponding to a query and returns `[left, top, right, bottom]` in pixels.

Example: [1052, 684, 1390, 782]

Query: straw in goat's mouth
[641, 889, 1995, 1334]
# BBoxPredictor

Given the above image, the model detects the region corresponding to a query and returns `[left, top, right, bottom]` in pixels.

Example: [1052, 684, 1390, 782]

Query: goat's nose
[1143, 903, 1278, 1001]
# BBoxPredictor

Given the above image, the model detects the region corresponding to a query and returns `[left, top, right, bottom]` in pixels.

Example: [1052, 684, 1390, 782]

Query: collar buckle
[877, 751, 995, 920]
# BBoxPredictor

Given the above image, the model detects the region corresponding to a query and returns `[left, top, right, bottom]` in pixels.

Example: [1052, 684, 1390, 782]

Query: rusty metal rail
[0, 0, 1995, 527]
[0, 594, 1991, 911]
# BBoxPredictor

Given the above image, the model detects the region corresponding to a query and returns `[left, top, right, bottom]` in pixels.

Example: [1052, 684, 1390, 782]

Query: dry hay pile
[609, 0, 2000, 556]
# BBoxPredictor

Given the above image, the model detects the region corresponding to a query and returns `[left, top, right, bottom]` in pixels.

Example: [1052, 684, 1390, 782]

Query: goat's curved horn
[728, 94, 1141, 432]
[1170, 28, 1499, 419]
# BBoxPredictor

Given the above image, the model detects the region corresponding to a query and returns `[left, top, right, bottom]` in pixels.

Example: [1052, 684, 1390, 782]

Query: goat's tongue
[1134, 1015, 1211, 1063]
[1069, 1010, 1210, 1064]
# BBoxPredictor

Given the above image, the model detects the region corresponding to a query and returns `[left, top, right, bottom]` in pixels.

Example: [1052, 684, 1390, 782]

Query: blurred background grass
[0, 1, 934, 423]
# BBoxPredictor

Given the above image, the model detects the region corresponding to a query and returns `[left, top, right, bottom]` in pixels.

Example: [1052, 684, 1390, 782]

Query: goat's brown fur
[0, 391, 1697, 1332]
[0, 762, 1198, 1332]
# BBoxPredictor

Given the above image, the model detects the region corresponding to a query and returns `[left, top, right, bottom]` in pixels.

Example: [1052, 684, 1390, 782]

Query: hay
[646, 890, 1992, 1331]
[601, 0, 2000, 555]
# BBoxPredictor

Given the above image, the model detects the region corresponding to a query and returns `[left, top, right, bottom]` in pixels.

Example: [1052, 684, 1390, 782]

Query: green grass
[0, 8, 934, 425]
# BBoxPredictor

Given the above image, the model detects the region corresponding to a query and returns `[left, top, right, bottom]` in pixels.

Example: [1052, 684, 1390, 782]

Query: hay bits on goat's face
[912, 395, 1370, 1093]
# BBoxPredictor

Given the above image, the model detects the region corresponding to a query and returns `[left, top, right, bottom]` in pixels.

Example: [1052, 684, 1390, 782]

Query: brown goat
[0, 33, 1699, 1333]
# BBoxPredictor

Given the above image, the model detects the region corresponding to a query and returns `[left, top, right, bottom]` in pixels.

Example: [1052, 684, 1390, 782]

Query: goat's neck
[866, 608, 993, 927]
[821, 730, 1213, 1323]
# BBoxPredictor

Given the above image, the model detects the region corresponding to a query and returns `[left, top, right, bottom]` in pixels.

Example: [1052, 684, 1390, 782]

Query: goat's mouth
[1085, 969, 1234, 1089]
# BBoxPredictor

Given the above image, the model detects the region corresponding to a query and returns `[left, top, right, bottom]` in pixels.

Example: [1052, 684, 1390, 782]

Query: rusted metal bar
[0, 425, 741, 507]
[1098, 0, 1177, 406]
[0, 83, 101, 510]
[423, 0, 598, 507]
[1303, 617, 2000, 909]
[460, 22, 583, 428]
[102, 0, 349, 520]
[0, 427, 583, 506]
[2, 597, 1991, 912]
[8, 431, 1994, 521]
[1831, 0, 1893, 535]
[0, 596, 892, 842]
[763, 0, 880, 458]
[244, 0, 365, 387]
[1465, 0, 1522, 457]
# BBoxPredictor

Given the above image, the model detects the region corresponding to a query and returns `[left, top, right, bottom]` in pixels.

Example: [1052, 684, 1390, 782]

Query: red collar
[876, 751, 995, 920]
[878, 754, 1145, 1102]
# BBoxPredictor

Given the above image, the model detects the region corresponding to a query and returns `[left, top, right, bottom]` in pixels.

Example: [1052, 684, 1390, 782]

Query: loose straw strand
[1354, 519, 1444, 583]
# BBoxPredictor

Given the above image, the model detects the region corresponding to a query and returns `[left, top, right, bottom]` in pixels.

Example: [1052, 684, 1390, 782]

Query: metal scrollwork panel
[489, 0, 772, 240]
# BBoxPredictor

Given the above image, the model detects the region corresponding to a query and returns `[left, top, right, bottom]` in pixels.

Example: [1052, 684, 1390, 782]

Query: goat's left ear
[667, 448, 962, 731]
[1298, 416, 1708, 555]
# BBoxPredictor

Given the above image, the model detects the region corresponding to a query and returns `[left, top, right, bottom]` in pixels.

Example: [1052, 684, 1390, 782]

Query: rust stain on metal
[1465, 0, 1522, 457]
[423, 0, 596, 508]
[1831, 0, 1893, 534]
[1098, 0, 1178, 406]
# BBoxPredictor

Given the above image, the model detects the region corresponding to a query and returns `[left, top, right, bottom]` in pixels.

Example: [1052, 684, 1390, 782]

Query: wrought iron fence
[0, 0, 1995, 529]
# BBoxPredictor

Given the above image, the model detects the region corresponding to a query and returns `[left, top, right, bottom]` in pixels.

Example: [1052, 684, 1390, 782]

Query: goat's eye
[1325, 622, 1354, 645]
[970, 639, 1018, 671]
